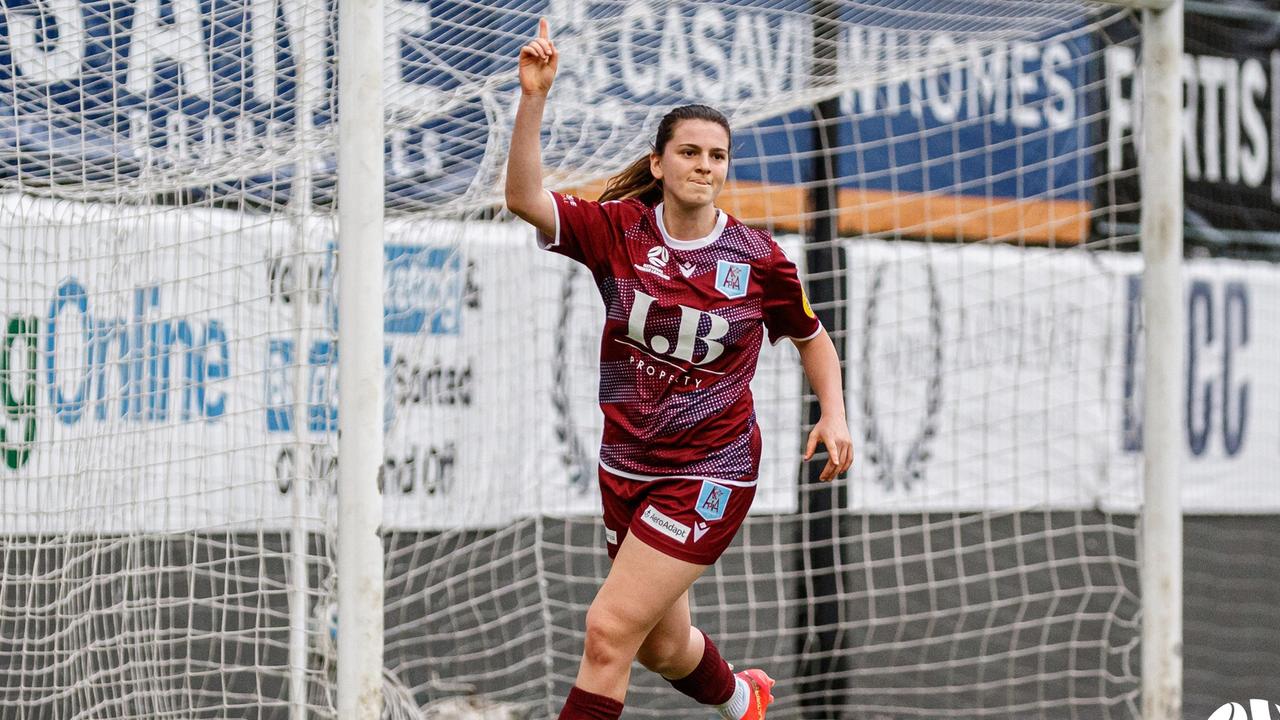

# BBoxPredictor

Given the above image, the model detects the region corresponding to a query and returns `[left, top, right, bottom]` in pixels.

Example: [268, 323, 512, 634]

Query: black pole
[796, 1, 849, 716]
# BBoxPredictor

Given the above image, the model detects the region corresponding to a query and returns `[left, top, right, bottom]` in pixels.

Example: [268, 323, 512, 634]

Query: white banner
[1117, 256, 1280, 514]
[3, 202, 1277, 532]
[844, 240, 1280, 513]
[0, 196, 294, 534]
[0, 200, 803, 532]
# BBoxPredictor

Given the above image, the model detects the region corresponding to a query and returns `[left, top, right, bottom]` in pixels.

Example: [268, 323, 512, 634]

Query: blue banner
[0, 0, 1095, 213]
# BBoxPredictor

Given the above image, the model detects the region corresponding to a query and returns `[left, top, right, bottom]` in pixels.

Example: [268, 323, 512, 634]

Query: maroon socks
[559, 631, 736, 716]
[558, 686, 624, 719]
[665, 630, 737, 706]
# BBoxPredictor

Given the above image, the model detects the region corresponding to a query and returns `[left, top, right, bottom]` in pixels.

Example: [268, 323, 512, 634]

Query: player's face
[650, 120, 730, 210]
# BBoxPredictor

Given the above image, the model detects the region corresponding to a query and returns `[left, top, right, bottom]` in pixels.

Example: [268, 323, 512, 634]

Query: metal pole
[336, 0, 384, 712]
[797, 1, 847, 715]
[287, 138, 314, 720]
[1139, 2, 1183, 718]
[286, 0, 325, 715]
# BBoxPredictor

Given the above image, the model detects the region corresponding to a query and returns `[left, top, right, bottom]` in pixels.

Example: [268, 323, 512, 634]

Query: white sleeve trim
[536, 188, 562, 250]
[770, 321, 824, 346]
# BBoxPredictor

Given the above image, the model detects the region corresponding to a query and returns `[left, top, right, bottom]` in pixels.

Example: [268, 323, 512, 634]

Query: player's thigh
[638, 592, 691, 655]
[589, 532, 706, 642]
[635, 591, 697, 669]
[646, 590, 691, 643]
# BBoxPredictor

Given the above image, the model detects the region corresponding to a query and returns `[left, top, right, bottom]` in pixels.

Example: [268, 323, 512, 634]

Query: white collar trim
[654, 202, 726, 251]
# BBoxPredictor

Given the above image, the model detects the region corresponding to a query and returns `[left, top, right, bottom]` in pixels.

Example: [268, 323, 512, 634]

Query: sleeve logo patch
[714, 261, 750, 299]
[801, 287, 816, 319]
[695, 480, 732, 522]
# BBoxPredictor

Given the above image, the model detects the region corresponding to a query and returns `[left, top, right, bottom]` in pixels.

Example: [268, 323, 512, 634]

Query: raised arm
[505, 18, 558, 237]
[793, 328, 854, 481]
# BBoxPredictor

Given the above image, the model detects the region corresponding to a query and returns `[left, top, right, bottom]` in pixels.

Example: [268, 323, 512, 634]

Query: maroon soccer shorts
[598, 465, 757, 565]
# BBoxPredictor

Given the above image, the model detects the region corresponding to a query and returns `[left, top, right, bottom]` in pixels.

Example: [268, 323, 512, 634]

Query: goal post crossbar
[1094, 0, 1176, 10]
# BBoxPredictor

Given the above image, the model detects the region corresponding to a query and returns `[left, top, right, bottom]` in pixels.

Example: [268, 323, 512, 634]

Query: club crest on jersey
[635, 245, 671, 280]
[695, 480, 732, 522]
[714, 261, 750, 299]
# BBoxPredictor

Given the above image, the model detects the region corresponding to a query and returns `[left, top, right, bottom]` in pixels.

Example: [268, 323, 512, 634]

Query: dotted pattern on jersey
[590, 207, 785, 481]
[604, 274, 764, 345]
[674, 424, 758, 476]
[657, 363, 756, 434]
[600, 275, 621, 316]
[668, 222, 774, 268]
[601, 291, 764, 432]
[598, 359, 640, 404]
[601, 221, 774, 322]
[623, 305, 765, 437]
[599, 415, 757, 479]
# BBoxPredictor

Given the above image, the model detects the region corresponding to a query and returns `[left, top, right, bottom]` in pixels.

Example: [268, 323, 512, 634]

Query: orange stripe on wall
[566, 179, 1090, 245]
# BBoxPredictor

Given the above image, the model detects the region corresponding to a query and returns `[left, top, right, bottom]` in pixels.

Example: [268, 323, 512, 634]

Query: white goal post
[335, 0, 385, 716]
[1136, 2, 1183, 719]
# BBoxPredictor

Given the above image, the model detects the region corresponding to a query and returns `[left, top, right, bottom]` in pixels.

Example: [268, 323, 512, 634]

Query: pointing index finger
[538, 17, 550, 40]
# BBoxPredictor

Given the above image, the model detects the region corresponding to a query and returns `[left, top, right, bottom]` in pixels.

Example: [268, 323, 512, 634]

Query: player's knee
[582, 605, 640, 670]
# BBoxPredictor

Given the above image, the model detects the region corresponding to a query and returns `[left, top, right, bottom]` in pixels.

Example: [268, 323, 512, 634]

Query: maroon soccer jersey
[539, 190, 821, 485]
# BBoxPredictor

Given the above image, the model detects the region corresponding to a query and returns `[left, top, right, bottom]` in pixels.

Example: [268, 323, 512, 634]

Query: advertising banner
[0, 0, 1098, 229]
[728, 22, 1095, 242]
[0, 201, 804, 532]
[844, 239, 1280, 513]
[1102, 7, 1280, 235]
[2, 204, 1278, 530]
[844, 240, 1124, 512]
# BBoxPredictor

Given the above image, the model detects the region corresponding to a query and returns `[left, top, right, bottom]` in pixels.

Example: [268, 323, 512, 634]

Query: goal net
[0, 0, 1216, 718]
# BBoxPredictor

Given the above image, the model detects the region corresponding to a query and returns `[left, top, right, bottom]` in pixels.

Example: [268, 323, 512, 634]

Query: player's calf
[558, 686, 623, 720]
[664, 630, 736, 705]
[637, 634, 694, 678]
[661, 632, 775, 720]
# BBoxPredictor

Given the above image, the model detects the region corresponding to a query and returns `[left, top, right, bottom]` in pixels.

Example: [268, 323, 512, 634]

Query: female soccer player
[505, 19, 854, 720]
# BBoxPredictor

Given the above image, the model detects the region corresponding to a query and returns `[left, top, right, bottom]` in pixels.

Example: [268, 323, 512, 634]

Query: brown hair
[598, 104, 732, 206]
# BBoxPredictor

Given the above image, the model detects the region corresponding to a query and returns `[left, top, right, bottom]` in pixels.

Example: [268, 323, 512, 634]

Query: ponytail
[599, 154, 662, 205]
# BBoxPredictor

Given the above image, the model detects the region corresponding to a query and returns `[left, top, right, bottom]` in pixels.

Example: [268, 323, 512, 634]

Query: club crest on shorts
[714, 261, 750, 299]
[695, 480, 732, 522]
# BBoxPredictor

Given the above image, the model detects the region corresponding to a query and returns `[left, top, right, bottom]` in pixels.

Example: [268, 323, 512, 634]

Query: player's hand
[519, 18, 558, 97]
[804, 415, 854, 482]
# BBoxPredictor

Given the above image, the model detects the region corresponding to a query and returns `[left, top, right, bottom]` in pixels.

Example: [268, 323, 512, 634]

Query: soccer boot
[735, 668, 775, 720]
